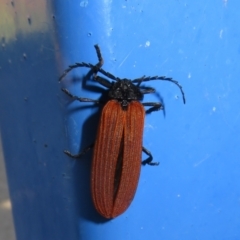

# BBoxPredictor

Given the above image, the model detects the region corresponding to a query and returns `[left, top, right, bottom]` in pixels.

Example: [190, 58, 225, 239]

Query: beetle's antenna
[94, 44, 104, 69]
[59, 62, 92, 82]
[93, 45, 121, 82]
[132, 76, 186, 104]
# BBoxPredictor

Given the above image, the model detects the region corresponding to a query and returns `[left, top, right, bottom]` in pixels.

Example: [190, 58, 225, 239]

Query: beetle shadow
[62, 70, 112, 223]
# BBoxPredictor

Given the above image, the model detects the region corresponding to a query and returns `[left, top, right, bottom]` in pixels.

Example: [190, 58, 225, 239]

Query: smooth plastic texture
[1, 0, 240, 239]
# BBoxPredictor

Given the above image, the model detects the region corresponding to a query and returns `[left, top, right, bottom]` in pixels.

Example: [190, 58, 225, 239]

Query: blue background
[0, 0, 239, 239]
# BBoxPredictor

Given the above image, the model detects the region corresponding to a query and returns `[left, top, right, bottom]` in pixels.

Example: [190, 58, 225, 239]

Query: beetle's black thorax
[108, 79, 143, 109]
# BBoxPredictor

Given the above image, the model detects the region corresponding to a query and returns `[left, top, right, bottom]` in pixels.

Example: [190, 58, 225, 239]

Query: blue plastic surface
[1, 0, 240, 239]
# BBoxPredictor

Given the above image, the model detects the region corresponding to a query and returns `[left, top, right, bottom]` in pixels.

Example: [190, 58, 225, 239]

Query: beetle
[59, 45, 185, 218]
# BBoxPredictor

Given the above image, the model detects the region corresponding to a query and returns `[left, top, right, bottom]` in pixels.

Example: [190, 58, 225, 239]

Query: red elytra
[91, 100, 145, 218]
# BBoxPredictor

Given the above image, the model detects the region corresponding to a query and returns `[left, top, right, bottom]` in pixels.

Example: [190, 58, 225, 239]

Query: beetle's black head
[108, 79, 143, 109]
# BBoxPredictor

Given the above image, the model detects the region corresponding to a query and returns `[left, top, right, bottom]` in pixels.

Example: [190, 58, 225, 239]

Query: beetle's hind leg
[64, 143, 94, 158]
[142, 146, 159, 166]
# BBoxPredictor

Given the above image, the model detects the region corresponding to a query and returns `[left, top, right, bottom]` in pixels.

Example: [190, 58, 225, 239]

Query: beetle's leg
[142, 102, 163, 114]
[142, 146, 159, 166]
[61, 88, 102, 104]
[64, 143, 94, 158]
